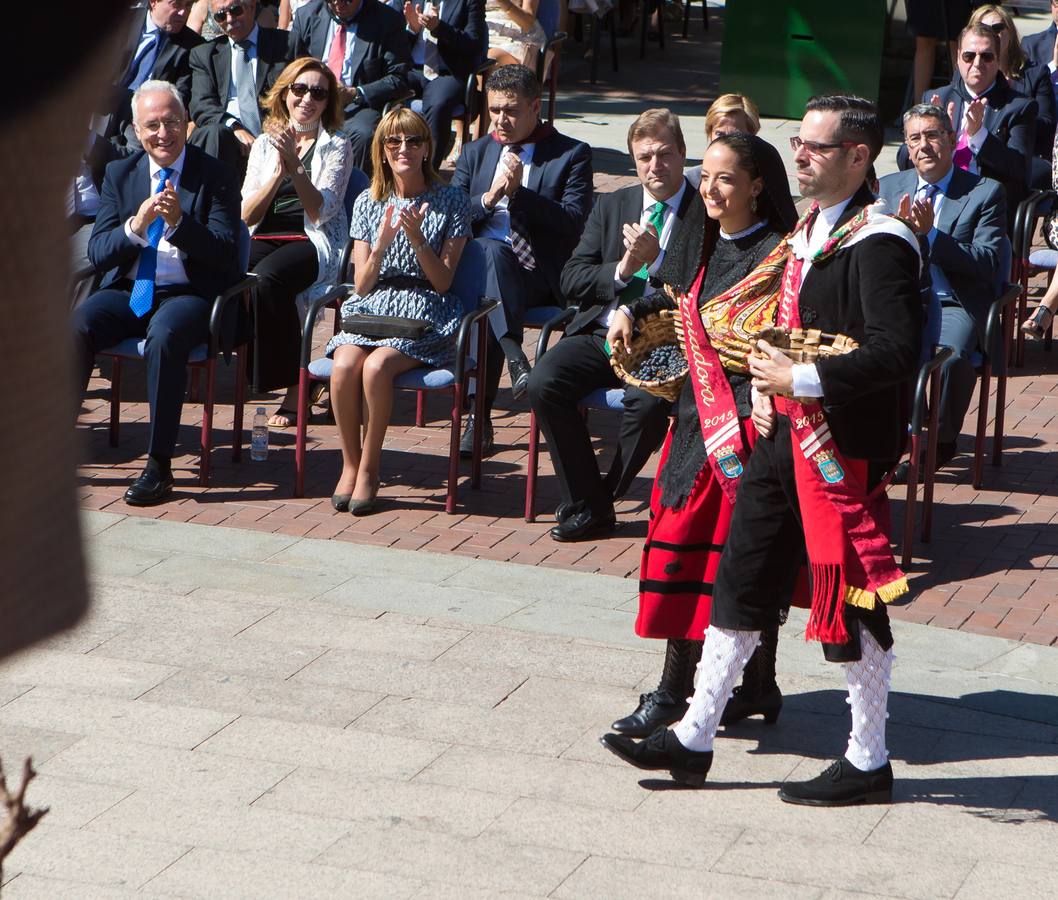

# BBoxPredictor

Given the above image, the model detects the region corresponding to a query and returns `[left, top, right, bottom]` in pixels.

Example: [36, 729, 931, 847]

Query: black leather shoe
[599, 727, 713, 787]
[611, 690, 688, 737]
[459, 414, 494, 459]
[554, 501, 577, 524]
[550, 507, 616, 542]
[124, 468, 174, 506]
[508, 353, 532, 401]
[778, 758, 893, 806]
[720, 684, 783, 726]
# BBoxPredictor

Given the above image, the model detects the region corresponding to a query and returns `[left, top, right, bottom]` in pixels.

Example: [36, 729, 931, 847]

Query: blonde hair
[968, 5, 1027, 77]
[260, 57, 344, 135]
[369, 108, 440, 201]
[704, 94, 761, 141]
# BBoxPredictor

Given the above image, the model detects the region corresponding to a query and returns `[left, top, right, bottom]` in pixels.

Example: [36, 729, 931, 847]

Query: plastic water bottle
[251, 407, 269, 461]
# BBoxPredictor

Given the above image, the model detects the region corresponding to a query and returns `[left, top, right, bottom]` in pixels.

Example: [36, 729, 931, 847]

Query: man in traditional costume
[601, 95, 923, 806]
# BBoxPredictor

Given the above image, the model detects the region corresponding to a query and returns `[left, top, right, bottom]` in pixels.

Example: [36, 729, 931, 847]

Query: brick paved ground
[75, 8, 1058, 647]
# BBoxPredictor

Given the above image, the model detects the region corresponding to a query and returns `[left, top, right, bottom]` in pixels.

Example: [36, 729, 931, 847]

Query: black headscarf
[655, 133, 795, 293]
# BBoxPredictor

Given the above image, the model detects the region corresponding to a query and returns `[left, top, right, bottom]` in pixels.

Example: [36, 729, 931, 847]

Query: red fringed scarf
[777, 202, 912, 643]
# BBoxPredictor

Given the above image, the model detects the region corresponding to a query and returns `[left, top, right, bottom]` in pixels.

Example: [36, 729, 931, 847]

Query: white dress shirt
[123, 149, 190, 287]
[789, 196, 854, 398]
[478, 142, 536, 241]
[224, 24, 259, 127]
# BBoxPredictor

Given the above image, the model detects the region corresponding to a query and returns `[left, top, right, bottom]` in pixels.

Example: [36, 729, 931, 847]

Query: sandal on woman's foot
[1022, 306, 1054, 340]
[267, 407, 297, 428]
[309, 382, 328, 411]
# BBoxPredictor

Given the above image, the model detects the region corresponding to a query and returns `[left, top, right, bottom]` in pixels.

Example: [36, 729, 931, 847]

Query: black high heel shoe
[331, 494, 352, 512]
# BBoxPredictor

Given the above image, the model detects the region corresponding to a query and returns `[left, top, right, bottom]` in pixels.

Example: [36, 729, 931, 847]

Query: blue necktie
[129, 167, 173, 318]
[124, 31, 162, 90]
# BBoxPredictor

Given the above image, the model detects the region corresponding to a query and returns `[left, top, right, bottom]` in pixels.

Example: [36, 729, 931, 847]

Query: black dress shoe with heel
[778, 758, 893, 806]
[600, 727, 713, 787]
[124, 468, 174, 506]
[720, 684, 783, 726]
[611, 689, 688, 737]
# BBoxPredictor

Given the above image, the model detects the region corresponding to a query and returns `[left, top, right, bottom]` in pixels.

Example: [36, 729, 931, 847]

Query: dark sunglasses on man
[213, 3, 248, 22]
[961, 50, 996, 64]
[289, 82, 330, 102]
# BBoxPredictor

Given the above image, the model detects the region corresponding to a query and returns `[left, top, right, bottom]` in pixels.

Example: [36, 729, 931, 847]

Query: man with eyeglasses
[71, 81, 242, 506]
[880, 103, 1005, 482]
[601, 95, 922, 807]
[188, 0, 292, 177]
[289, 0, 412, 170]
[900, 23, 1034, 232]
[106, 0, 203, 149]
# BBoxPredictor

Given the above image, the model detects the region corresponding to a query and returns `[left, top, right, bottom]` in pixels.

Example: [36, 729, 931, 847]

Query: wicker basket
[751, 326, 860, 402]
[609, 308, 688, 402]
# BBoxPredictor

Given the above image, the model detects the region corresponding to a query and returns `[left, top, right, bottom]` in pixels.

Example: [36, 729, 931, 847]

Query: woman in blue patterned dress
[326, 108, 470, 514]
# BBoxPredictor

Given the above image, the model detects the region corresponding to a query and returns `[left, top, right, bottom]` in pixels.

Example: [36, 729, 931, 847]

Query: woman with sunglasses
[241, 57, 353, 427]
[325, 108, 470, 514]
[969, 4, 1055, 189]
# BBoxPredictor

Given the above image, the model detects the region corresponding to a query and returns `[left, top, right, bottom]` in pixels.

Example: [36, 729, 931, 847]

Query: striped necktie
[128, 167, 173, 318]
[506, 145, 536, 270]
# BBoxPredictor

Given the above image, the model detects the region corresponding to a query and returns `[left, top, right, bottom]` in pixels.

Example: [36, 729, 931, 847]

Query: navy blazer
[559, 179, 697, 336]
[189, 27, 293, 130]
[408, 0, 486, 81]
[877, 166, 1006, 344]
[88, 144, 242, 305]
[1009, 63, 1057, 159]
[899, 73, 1035, 225]
[451, 129, 593, 302]
[1021, 22, 1057, 70]
[289, 0, 411, 110]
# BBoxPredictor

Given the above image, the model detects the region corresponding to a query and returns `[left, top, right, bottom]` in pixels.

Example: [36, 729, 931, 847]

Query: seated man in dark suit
[450, 64, 593, 455]
[71, 80, 242, 506]
[289, 0, 412, 170]
[107, 0, 203, 149]
[1021, 2, 1058, 74]
[881, 102, 1006, 479]
[899, 23, 1034, 232]
[401, 0, 486, 169]
[527, 109, 695, 542]
[188, 0, 292, 176]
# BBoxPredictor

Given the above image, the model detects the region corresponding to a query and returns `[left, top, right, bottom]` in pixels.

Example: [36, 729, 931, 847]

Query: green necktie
[620, 200, 667, 301]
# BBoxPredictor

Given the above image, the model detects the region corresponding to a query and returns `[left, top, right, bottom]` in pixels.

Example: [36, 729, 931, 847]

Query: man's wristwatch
[295, 165, 306, 176]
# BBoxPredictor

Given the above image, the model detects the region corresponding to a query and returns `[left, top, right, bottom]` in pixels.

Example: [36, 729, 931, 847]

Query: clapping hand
[155, 180, 182, 228]
[398, 202, 430, 247]
[420, 2, 440, 30]
[403, 1, 422, 30]
[964, 96, 988, 136]
[377, 203, 401, 249]
[269, 126, 300, 174]
[929, 94, 957, 131]
[622, 222, 661, 268]
[896, 192, 935, 236]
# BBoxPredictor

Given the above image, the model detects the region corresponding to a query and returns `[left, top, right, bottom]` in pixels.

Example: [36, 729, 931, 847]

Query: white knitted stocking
[842, 621, 893, 772]
[673, 626, 760, 752]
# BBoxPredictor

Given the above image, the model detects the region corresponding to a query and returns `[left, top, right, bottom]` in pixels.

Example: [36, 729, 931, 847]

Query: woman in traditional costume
[606, 132, 798, 738]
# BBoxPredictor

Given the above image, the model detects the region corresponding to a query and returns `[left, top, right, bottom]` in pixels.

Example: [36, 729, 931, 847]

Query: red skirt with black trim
[634, 422, 758, 641]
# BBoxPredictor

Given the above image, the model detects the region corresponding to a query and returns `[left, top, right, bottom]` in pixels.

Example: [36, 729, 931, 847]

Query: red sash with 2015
[776, 253, 907, 628]
[676, 265, 747, 506]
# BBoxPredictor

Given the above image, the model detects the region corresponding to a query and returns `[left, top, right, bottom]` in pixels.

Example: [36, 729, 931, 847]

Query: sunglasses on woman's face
[961, 50, 996, 64]
[384, 135, 426, 150]
[289, 82, 329, 102]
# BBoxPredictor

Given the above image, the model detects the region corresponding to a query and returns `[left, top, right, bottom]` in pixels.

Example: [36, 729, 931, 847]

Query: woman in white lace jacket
[241, 57, 354, 427]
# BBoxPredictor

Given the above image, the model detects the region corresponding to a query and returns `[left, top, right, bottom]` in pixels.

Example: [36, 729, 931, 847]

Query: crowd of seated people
[73, 2, 1058, 524]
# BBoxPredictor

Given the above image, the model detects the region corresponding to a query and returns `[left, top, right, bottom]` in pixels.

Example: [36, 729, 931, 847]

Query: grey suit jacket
[877, 166, 1007, 342]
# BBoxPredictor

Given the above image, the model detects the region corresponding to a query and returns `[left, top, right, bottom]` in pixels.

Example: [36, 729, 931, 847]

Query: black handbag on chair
[340, 314, 434, 339]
